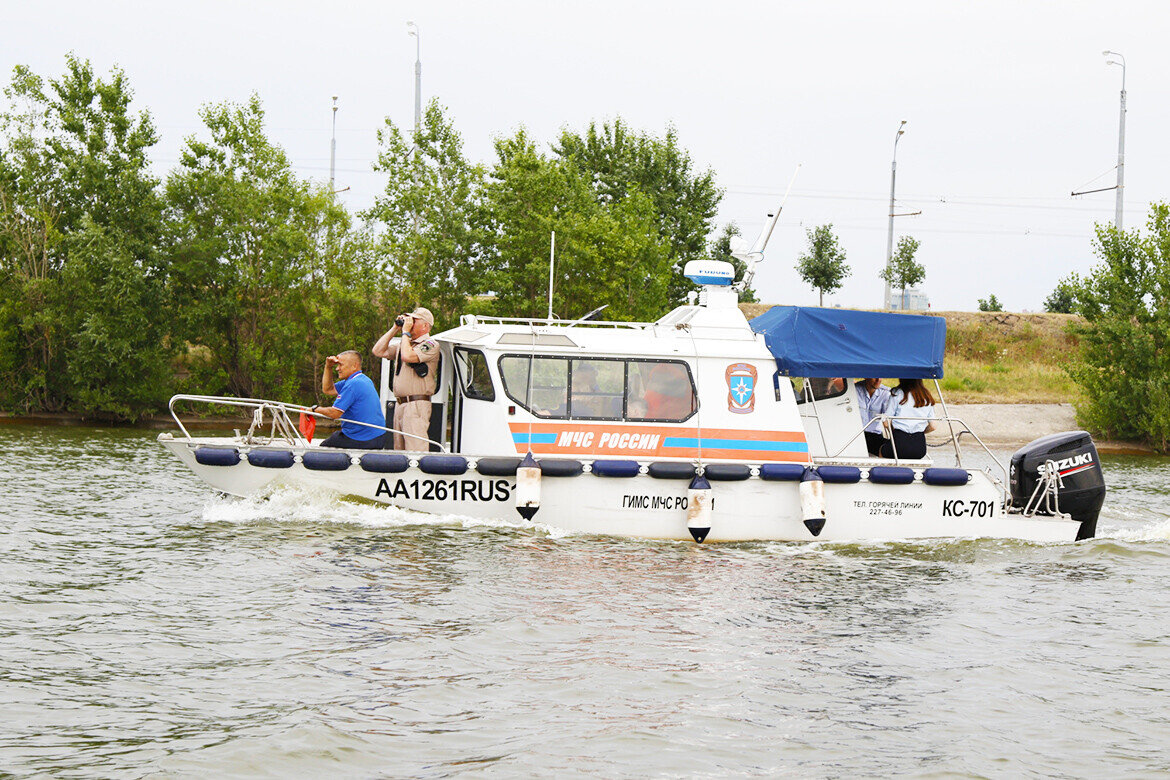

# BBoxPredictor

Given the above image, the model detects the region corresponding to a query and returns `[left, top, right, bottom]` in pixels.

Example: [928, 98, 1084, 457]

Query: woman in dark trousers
[879, 378, 936, 460]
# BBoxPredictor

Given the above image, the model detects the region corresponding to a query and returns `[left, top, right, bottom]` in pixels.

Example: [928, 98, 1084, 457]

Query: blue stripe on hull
[512, 432, 558, 444]
[662, 437, 810, 453]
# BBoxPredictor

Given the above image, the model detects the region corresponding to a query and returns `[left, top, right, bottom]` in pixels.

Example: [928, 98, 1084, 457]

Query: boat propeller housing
[1009, 431, 1106, 540]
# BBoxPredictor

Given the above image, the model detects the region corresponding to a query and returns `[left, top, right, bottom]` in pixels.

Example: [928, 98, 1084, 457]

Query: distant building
[888, 287, 930, 312]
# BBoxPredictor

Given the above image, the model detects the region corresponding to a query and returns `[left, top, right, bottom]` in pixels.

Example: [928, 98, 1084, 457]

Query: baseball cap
[411, 307, 435, 327]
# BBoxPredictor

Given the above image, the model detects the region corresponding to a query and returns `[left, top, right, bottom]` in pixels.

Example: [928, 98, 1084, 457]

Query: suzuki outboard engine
[1009, 431, 1106, 540]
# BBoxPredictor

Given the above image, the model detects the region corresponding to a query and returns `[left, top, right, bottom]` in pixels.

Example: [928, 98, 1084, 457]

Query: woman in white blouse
[879, 378, 936, 459]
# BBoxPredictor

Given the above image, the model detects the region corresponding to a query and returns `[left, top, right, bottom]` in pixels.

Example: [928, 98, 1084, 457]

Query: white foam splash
[201, 485, 526, 533]
[532, 521, 584, 539]
[1100, 518, 1170, 543]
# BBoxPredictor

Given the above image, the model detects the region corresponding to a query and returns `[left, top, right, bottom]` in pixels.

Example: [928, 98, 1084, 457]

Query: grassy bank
[740, 306, 1082, 404]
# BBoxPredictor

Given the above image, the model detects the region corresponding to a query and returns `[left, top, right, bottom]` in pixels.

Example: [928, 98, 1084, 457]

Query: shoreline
[0, 410, 255, 431]
[933, 403, 1153, 454]
[2, 404, 1154, 454]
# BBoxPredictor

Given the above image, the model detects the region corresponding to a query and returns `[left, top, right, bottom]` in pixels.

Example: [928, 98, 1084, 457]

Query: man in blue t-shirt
[312, 350, 389, 449]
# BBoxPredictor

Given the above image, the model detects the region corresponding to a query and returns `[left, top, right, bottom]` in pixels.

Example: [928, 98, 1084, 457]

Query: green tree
[1044, 280, 1075, 313]
[553, 118, 721, 305]
[879, 235, 925, 310]
[978, 294, 1004, 312]
[364, 99, 486, 328]
[482, 129, 670, 322]
[60, 218, 173, 417]
[165, 94, 368, 401]
[0, 56, 170, 418]
[1062, 204, 1170, 449]
[796, 224, 850, 306]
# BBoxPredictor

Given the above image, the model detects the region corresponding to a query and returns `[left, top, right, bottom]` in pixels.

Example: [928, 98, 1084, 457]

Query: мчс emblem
[725, 363, 758, 414]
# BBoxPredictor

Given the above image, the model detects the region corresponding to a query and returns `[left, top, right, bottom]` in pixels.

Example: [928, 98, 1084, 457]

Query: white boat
[159, 262, 1106, 544]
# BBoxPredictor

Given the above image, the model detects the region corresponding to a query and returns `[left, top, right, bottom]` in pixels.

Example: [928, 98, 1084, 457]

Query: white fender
[687, 473, 712, 543]
[799, 467, 826, 536]
[515, 451, 541, 521]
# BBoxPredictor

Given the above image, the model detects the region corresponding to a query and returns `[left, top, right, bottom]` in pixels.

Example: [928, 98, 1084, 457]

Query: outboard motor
[1009, 431, 1106, 540]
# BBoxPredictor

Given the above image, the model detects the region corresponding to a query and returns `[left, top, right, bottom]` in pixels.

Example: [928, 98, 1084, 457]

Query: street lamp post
[329, 96, 338, 190]
[407, 21, 421, 134]
[1103, 50, 1126, 230]
[883, 120, 907, 310]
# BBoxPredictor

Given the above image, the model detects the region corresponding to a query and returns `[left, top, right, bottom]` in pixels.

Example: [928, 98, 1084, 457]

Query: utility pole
[329, 96, 338, 191]
[1103, 50, 1126, 230]
[407, 21, 421, 134]
[884, 120, 907, 310]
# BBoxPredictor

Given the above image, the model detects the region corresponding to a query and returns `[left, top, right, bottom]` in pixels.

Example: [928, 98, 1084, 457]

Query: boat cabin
[377, 270, 948, 466]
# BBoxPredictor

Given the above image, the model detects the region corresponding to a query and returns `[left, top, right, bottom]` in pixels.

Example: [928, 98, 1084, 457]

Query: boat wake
[198, 484, 581, 537]
[197, 486, 1170, 547]
[1101, 517, 1170, 543]
[201, 485, 505, 530]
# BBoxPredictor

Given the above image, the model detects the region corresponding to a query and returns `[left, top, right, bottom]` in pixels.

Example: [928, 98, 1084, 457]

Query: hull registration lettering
[941, 499, 995, 518]
[376, 478, 512, 502]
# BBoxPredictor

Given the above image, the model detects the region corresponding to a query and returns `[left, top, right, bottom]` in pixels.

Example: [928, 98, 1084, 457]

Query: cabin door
[451, 347, 498, 454]
[794, 378, 867, 458]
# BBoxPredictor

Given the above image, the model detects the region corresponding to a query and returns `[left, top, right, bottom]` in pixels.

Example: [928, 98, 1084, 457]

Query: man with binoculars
[372, 307, 440, 450]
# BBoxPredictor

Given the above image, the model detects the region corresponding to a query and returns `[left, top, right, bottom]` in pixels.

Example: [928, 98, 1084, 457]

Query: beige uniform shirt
[383, 337, 440, 397]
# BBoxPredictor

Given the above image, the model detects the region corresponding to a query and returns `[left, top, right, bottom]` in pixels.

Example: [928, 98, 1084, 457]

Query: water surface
[2, 425, 1169, 777]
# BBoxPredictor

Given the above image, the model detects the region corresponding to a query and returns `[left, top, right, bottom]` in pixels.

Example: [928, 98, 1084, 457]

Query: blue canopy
[749, 306, 946, 378]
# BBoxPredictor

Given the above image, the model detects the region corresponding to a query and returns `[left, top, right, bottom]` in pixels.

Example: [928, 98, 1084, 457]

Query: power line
[725, 186, 1152, 214]
[755, 220, 1092, 239]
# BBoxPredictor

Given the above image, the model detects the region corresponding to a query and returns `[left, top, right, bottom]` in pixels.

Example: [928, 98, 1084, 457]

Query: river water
[2, 424, 1169, 778]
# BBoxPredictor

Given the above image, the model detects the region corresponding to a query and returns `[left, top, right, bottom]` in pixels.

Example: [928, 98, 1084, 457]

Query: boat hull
[160, 436, 1080, 543]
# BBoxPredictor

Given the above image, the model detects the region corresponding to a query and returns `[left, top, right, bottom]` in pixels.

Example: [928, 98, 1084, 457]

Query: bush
[1063, 203, 1170, 450]
[1044, 281, 1075, 313]
[977, 294, 1003, 312]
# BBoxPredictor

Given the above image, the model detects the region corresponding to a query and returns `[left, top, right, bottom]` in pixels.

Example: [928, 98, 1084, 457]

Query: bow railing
[166, 394, 447, 451]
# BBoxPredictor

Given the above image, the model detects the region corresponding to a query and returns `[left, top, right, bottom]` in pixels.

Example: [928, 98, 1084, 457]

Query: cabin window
[500, 356, 569, 418]
[454, 348, 495, 401]
[793, 377, 849, 405]
[626, 360, 697, 422]
[570, 359, 624, 419]
[499, 355, 696, 422]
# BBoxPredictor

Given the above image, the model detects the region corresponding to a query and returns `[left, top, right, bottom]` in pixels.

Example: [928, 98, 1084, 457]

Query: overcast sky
[6, 1, 1168, 312]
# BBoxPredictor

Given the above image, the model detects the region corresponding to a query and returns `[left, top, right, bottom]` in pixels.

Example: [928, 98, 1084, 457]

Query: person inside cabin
[806, 376, 846, 401]
[569, 363, 604, 418]
[855, 378, 892, 456]
[372, 307, 441, 450]
[879, 377, 936, 460]
[626, 366, 650, 418]
[313, 350, 391, 449]
[644, 363, 694, 420]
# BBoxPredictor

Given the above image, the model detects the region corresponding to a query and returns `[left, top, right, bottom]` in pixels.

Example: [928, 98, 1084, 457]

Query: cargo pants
[393, 400, 432, 451]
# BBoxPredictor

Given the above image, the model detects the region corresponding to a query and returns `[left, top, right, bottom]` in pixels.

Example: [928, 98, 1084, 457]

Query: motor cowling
[1009, 431, 1106, 540]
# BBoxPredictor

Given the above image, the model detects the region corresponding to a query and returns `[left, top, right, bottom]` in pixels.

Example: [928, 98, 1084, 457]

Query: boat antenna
[563, 304, 608, 328]
[547, 231, 556, 321]
[734, 165, 800, 293]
